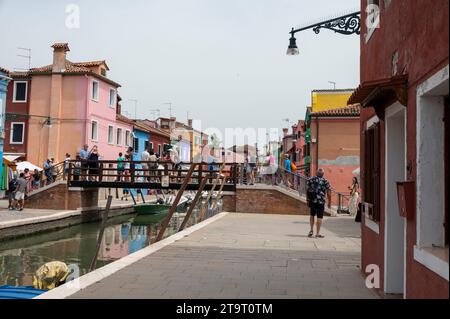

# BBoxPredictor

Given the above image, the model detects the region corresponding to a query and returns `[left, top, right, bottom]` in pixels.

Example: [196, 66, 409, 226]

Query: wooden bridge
[67, 160, 239, 192]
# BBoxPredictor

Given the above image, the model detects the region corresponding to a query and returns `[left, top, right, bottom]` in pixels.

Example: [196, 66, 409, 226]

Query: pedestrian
[32, 169, 41, 189]
[348, 177, 360, 216]
[43, 159, 53, 185]
[23, 168, 32, 193]
[266, 151, 277, 185]
[7, 174, 17, 210]
[149, 150, 158, 182]
[63, 153, 71, 180]
[248, 154, 256, 185]
[73, 154, 82, 181]
[117, 152, 125, 181]
[50, 158, 58, 182]
[141, 147, 150, 180]
[284, 154, 292, 187]
[14, 172, 28, 211]
[306, 168, 331, 238]
[79, 144, 90, 181]
[88, 145, 100, 181]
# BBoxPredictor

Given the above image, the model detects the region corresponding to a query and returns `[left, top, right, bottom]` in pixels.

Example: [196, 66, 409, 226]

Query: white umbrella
[352, 167, 360, 175]
[16, 161, 43, 172]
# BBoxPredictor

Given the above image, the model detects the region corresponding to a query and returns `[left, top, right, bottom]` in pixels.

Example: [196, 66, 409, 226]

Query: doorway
[384, 102, 406, 295]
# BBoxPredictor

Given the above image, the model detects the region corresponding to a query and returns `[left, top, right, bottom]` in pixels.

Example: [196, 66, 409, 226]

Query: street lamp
[286, 11, 361, 55]
[286, 30, 299, 56]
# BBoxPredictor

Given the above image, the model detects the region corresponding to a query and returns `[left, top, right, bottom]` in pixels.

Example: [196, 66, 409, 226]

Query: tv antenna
[17, 47, 32, 71]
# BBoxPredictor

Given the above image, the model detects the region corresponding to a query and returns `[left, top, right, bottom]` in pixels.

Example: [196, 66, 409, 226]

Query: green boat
[132, 197, 189, 225]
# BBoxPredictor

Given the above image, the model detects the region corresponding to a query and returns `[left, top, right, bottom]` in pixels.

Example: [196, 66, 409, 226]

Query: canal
[0, 199, 222, 287]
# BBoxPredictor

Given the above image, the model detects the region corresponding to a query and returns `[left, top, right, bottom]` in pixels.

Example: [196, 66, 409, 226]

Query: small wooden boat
[0, 286, 46, 299]
[132, 196, 189, 225]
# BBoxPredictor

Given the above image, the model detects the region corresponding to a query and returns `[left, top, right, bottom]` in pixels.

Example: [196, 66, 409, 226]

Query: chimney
[116, 103, 122, 115]
[283, 128, 288, 137]
[51, 43, 70, 72]
[187, 119, 193, 128]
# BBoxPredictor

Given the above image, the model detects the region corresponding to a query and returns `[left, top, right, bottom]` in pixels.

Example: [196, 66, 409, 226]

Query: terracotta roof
[310, 104, 360, 117]
[0, 67, 10, 74]
[51, 43, 70, 51]
[116, 114, 134, 125]
[73, 60, 110, 71]
[134, 120, 170, 138]
[9, 72, 30, 78]
[348, 74, 408, 107]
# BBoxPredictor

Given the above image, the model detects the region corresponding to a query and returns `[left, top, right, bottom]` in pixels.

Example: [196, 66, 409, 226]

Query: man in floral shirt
[307, 168, 331, 238]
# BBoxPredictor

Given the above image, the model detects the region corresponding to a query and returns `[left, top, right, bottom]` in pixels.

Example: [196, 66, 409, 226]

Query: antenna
[163, 102, 173, 118]
[17, 47, 31, 70]
[328, 81, 337, 90]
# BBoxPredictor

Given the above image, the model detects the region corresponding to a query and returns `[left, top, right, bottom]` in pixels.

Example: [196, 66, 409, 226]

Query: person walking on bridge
[307, 168, 331, 238]
[79, 144, 90, 181]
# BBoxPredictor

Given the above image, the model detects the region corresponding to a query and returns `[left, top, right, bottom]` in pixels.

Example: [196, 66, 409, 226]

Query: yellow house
[311, 89, 354, 113]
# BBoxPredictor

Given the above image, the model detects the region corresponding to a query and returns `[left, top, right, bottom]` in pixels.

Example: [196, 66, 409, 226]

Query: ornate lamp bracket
[290, 11, 361, 37]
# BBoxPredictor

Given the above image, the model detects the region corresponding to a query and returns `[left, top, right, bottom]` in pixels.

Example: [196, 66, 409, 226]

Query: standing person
[32, 169, 41, 189]
[284, 154, 292, 187]
[79, 144, 90, 181]
[121, 154, 131, 201]
[14, 173, 28, 211]
[23, 168, 32, 194]
[7, 174, 17, 210]
[141, 147, 150, 180]
[73, 154, 82, 181]
[117, 152, 125, 181]
[63, 153, 71, 180]
[266, 151, 277, 185]
[348, 177, 360, 216]
[88, 145, 100, 181]
[43, 159, 53, 185]
[149, 150, 158, 182]
[248, 154, 256, 185]
[306, 168, 331, 238]
[50, 158, 58, 182]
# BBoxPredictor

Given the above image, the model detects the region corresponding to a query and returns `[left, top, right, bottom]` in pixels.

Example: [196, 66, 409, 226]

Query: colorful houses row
[348, 0, 448, 299]
[0, 43, 208, 187]
[281, 89, 361, 200]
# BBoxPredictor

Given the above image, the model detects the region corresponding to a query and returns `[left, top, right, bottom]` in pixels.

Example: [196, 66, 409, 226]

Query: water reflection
[0, 197, 222, 287]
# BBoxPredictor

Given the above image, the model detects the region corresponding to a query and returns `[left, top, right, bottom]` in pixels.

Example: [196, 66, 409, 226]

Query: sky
[0, 0, 360, 148]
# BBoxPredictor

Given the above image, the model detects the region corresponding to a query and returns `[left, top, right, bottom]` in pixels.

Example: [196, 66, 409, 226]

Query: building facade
[349, 0, 449, 298]
[0, 67, 12, 191]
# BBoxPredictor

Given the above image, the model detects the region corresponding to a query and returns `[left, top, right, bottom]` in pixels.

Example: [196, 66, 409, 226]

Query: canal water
[0, 199, 222, 287]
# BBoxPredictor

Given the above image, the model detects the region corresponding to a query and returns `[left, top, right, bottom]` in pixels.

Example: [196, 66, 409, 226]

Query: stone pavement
[70, 213, 380, 299]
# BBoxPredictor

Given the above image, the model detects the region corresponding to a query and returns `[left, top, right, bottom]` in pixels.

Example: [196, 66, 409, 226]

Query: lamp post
[286, 11, 361, 55]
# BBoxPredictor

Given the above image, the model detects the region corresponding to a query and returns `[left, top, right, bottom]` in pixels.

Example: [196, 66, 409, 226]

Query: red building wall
[359, 0, 449, 298]
[4, 77, 31, 160]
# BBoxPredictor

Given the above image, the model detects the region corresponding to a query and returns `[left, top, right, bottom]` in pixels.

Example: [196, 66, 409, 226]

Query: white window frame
[91, 120, 98, 141]
[10, 122, 25, 144]
[12, 81, 28, 103]
[116, 127, 123, 146]
[415, 64, 449, 281]
[149, 142, 154, 152]
[91, 80, 99, 102]
[125, 130, 131, 147]
[109, 88, 116, 108]
[108, 125, 114, 144]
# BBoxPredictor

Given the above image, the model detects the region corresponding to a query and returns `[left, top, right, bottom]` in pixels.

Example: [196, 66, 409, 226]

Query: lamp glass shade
[286, 34, 299, 55]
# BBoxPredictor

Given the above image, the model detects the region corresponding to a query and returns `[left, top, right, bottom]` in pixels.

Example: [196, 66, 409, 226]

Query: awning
[3, 155, 20, 162]
[348, 74, 408, 110]
[16, 161, 43, 172]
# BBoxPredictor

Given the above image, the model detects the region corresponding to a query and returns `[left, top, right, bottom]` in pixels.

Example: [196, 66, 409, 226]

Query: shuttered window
[364, 122, 380, 222]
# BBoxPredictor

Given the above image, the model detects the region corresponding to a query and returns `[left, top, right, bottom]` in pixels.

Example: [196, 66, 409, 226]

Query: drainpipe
[315, 116, 319, 173]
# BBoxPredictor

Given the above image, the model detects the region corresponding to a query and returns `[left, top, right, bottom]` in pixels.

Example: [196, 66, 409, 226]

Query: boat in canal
[132, 196, 190, 225]
[0, 286, 46, 299]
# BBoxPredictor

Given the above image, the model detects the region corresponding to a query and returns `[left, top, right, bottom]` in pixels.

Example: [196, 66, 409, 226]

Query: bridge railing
[66, 160, 240, 189]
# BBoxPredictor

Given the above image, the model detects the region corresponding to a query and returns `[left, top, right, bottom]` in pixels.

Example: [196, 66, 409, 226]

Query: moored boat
[0, 286, 46, 299]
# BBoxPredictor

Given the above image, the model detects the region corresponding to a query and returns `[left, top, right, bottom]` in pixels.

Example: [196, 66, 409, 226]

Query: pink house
[25, 43, 132, 165]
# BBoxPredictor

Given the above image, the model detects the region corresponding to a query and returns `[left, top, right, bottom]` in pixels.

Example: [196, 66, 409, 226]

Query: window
[158, 144, 162, 155]
[10, 122, 25, 144]
[92, 80, 99, 101]
[101, 68, 107, 76]
[117, 128, 123, 145]
[148, 142, 154, 152]
[91, 121, 98, 141]
[133, 137, 139, 153]
[13, 81, 27, 103]
[108, 125, 114, 144]
[109, 88, 116, 107]
[163, 143, 170, 153]
[364, 122, 380, 222]
[144, 140, 150, 151]
[125, 130, 131, 147]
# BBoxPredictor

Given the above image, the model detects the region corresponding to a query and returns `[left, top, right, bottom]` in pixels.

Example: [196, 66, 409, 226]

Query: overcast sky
[0, 0, 360, 148]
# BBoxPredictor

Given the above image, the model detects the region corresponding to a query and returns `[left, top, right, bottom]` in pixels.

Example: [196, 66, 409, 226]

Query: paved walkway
[70, 213, 379, 299]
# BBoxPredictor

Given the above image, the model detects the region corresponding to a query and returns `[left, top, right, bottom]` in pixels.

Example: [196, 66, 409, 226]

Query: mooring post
[155, 163, 198, 242]
[179, 176, 208, 231]
[89, 195, 113, 272]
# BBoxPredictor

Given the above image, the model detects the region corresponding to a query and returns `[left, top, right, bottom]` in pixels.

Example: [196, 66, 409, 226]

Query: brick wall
[24, 183, 98, 210]
[235, 187, 309, 215]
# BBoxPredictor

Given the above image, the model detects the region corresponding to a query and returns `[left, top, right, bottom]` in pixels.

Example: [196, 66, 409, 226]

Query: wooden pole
[198, 164, 224, 222]
[211, 174, 227, 211]
[89, 195, 113, 272]
[155, 163, 197, 242]
[178, 176, 208, 231]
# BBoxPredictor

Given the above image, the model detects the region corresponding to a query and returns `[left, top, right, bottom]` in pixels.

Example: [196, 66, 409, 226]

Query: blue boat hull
[0, 286, 46, 299]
